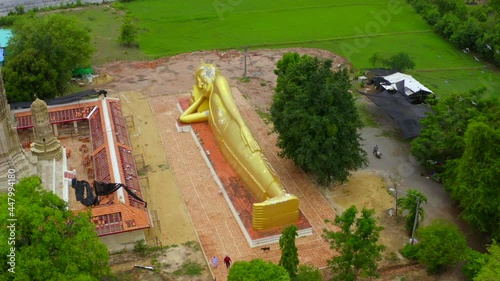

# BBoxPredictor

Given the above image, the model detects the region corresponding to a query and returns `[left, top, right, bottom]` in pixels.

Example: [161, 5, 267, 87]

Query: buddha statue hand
[241, 126, 261, 153]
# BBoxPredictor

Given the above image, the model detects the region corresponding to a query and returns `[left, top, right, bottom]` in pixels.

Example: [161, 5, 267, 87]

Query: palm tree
[397, 189, 427, 234]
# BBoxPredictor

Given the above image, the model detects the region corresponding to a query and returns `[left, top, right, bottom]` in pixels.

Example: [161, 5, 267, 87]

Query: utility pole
[394, 188, 398, 217]
[243, 46, 248, 78]
[410, 197, 421, 245]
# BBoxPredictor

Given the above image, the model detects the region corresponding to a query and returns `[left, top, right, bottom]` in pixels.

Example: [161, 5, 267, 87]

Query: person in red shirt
[223, 255, 232, 268]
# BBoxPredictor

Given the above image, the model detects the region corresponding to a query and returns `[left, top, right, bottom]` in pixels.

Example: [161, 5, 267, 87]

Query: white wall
[99, 229, 146, 253]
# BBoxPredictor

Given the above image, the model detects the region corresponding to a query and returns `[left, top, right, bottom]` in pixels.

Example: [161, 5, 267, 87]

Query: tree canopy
[279, 225, 299, 279]
[0, 176, 111, 281]
[411, 88, 500, 240]
[322, 205, 385, 281]
[3, 14, 94, 102]
[271, 52, 367, 185]
[119, 14, 139, 47]
[228, 259, 290, 281]
[474, 242, 500, 281]
[411, 88, 498, 174]
[369, 52, 416, 72]
[447, 122, 500, 240]
[396, 189, 427, 234]
[415, 219, 468, 273]
[407, 0, 500, 66]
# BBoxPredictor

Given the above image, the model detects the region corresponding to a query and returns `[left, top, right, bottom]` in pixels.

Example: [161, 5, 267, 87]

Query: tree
[463, 249, 488, 280]
[0, 176, 112, 280]
[322, 205, 385, 281]
[448, 122, 500, 240]
[1, 48, 58, 102]
[451, 17, 482, 49]
[433, 12, 461, 39]
[416, 219, 468, 273]
[475, 242, 500, 281]
[279, 225, 299, 279]
[410, 88, 497, 171]
[396, 189, 427, 234]
[384, 52, 416, 72]
[295, 264, 322, 281]
[423, 7, 441, 26]
[368, 52, 415, 72]
[119, 14, 139, 47]
[228, 259, 290, 281]
[271, 52, 367, 185]
[3, 14, 94, 102]
[368, 52, 384, 68]
[434, 0, 468, 19]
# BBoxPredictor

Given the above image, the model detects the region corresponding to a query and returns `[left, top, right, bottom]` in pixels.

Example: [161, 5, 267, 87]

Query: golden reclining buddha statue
[180, 64, 299, 230]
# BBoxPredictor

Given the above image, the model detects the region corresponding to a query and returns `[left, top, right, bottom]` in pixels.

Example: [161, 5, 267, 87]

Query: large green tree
[396, 189, 427, 235]
[0, 176, 111, 280]
[228, 259, 290, 281]
[411, 88, 498, 173]
[415, 219, 468, 273]
[3, 14, 94, 102]
[447, 122, 500, 240]
[271, 52, 367, 185]
[279, 225, 299, 279]
[475, 242, 500, 281]
[322, 205, 385, 281]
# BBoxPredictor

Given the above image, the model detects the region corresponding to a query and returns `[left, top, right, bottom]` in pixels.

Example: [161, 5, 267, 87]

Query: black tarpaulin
[364, 91, 431, 139]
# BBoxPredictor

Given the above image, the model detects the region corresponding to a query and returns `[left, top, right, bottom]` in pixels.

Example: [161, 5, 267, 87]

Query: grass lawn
[127, 0, 430, 57]
[61, 1, 498, 97]
[62, 5, 149, 65]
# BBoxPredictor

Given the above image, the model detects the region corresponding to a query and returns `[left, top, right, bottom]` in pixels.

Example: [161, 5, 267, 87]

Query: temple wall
[99, 229, 146, 253]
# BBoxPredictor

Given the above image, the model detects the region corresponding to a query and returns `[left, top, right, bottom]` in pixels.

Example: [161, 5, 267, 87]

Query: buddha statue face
[195, 64, 218, 94]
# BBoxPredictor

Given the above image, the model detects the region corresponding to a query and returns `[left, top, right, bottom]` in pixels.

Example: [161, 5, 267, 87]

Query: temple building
[0, 71, 150, 251]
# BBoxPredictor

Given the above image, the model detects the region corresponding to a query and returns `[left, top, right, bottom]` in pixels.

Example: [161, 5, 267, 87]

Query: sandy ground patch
[119, 90, 197, 246]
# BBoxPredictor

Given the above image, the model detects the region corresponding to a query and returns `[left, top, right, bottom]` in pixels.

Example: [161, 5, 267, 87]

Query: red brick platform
[177, 98, 312, 245]
[150, 88, 339, 280]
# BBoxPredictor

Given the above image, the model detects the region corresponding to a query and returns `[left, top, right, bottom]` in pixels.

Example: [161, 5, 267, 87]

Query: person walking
[373, 144, 379, 155]
[211, 256, 219, 268]
[223, 255, 232, 268]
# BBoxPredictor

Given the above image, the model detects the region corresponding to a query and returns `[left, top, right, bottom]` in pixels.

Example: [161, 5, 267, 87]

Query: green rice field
[69, 0, 499, 97]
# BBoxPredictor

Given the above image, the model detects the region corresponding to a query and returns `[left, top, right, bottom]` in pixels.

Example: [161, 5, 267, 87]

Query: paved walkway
[150, 89, 339, 280]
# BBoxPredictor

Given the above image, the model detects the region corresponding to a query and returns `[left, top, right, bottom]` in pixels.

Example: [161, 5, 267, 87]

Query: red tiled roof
[16, 105, 95, 129]
[14, 99, 150, 236]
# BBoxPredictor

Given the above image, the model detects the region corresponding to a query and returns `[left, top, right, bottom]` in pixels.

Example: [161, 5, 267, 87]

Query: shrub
[294, 264, 322, 281]
[134, 239, 148, 256]
[462, 249, 488, 280]
[400, 243, 419, 260]
[416, 219, 467, 273]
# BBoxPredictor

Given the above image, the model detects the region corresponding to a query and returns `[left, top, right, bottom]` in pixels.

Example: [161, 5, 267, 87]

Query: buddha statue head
[195, 63, 219, 96]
